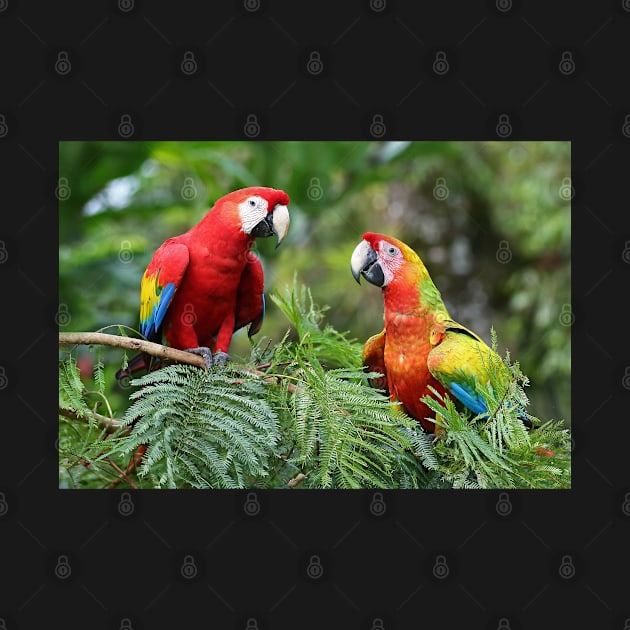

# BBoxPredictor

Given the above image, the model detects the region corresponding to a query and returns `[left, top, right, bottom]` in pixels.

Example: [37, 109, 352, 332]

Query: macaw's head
[350, 232, 428, 288]
[228, 186, 290, 247]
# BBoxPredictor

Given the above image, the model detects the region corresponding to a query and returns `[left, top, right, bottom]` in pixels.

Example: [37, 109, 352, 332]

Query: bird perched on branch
[116, 186, 290, 379]
[351, 232, 529, 433]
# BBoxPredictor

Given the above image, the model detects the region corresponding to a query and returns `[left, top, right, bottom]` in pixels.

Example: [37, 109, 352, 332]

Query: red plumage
[117, 186, 290, 379]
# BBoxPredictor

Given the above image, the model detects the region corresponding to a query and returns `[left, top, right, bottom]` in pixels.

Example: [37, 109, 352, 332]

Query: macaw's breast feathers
[234, 251, 266, 337]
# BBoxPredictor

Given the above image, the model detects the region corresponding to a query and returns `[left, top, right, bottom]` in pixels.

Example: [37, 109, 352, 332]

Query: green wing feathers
[427, 322, 509, 417]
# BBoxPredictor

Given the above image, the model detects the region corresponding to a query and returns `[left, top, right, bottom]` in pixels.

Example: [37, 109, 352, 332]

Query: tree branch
[58, 405, 129, 435]
[59, 331, 298, 393]
[59, 332, 207, 369]
[104, 456, 139, 490]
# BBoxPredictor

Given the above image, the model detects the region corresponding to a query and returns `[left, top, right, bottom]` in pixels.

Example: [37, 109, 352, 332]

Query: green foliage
[422, 332, 571, 489]
[59, 349, 114, 422]
[59, 353, 125, 488]
[268, 277, 363, 369]
[59, 356, 93, 420]
[58, 280, 570, 490]
[58, 419, 115, 489]
[263, 281, 424, 488]
[107, 365, 280, 489]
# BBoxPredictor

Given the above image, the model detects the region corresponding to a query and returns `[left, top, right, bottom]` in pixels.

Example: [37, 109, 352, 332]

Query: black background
[1, 1, 629, 628]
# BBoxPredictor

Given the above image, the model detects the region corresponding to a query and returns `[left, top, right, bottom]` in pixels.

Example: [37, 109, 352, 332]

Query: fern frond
[103, 364, 280, 489]
[270, 275, 363, 369]
[93, 346, 106, 395]
[59, 357, 92, 419]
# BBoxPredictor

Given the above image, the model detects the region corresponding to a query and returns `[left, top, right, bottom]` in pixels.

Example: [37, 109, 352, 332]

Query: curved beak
[250, 204, 290, 248]
[271, 204, 290, 247]
[350, 240, 384, 287]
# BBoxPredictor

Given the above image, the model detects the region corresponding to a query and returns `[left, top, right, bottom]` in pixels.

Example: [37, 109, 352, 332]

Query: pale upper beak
[350, 240, 384, 287]
[271, 204, 290, 247]
[250, 203, 290, 247]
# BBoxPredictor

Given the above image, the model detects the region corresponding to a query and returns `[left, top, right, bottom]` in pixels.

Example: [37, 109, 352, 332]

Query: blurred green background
[59, 140, 571, 424]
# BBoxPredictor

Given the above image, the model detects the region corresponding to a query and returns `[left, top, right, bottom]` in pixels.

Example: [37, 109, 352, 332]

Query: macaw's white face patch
[238, 195, 269, 234]
[377, 239, 404, 286]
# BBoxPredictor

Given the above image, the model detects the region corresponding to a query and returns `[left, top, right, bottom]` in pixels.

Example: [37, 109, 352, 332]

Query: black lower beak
[351, 241, 385, 287]
[362, 260, 385, 287]
[251, 214, 274, 239]
[250, 204, 290, 247]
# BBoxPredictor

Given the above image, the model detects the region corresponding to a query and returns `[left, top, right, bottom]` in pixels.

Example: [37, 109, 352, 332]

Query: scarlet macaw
[117, 186, 290, 378]
[351, 232, 528, 433]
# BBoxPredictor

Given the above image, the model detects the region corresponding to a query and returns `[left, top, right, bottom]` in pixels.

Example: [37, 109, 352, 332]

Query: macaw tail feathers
[115, 352, 162, 382]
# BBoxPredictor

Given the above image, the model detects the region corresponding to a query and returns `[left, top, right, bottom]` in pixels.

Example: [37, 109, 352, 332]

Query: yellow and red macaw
[351, 232, 527, 433]
[117, 186, 290, 378]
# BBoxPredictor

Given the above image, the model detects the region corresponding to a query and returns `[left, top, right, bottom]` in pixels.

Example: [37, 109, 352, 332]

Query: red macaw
[117, 186, 290, 379]
[351, 232, 528, 433]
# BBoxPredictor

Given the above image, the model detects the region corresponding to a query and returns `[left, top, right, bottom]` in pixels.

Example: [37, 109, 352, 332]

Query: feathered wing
[363, 328, 389, 394]
[140, 240, 190, 342]
[115, 240, 190, 380]
[426, 320, 507, 416]
[234, 251, 265, 336]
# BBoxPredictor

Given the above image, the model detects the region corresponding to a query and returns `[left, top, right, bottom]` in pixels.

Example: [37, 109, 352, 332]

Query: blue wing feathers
[448, 381, 488, 416]
[141, 281, 176, 339]
[154, 282, 176, 332]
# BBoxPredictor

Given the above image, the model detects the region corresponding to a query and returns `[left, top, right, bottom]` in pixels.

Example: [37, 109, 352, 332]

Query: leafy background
[59, 140, 570, 428]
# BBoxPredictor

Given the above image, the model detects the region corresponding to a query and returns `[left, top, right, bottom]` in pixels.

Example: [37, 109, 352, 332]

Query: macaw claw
[184, 347, 231, 369]
[185, 346, 214, 369]
[211, 351, 231, 367]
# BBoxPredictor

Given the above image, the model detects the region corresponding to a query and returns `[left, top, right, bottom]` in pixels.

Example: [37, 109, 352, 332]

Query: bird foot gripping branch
[116, 187, 290, 381]
[184, 347, 230, 369]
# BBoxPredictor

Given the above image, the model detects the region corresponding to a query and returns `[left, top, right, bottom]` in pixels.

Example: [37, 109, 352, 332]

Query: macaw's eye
[387, 245, 399, 256]
[248, 199, 257, 207]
